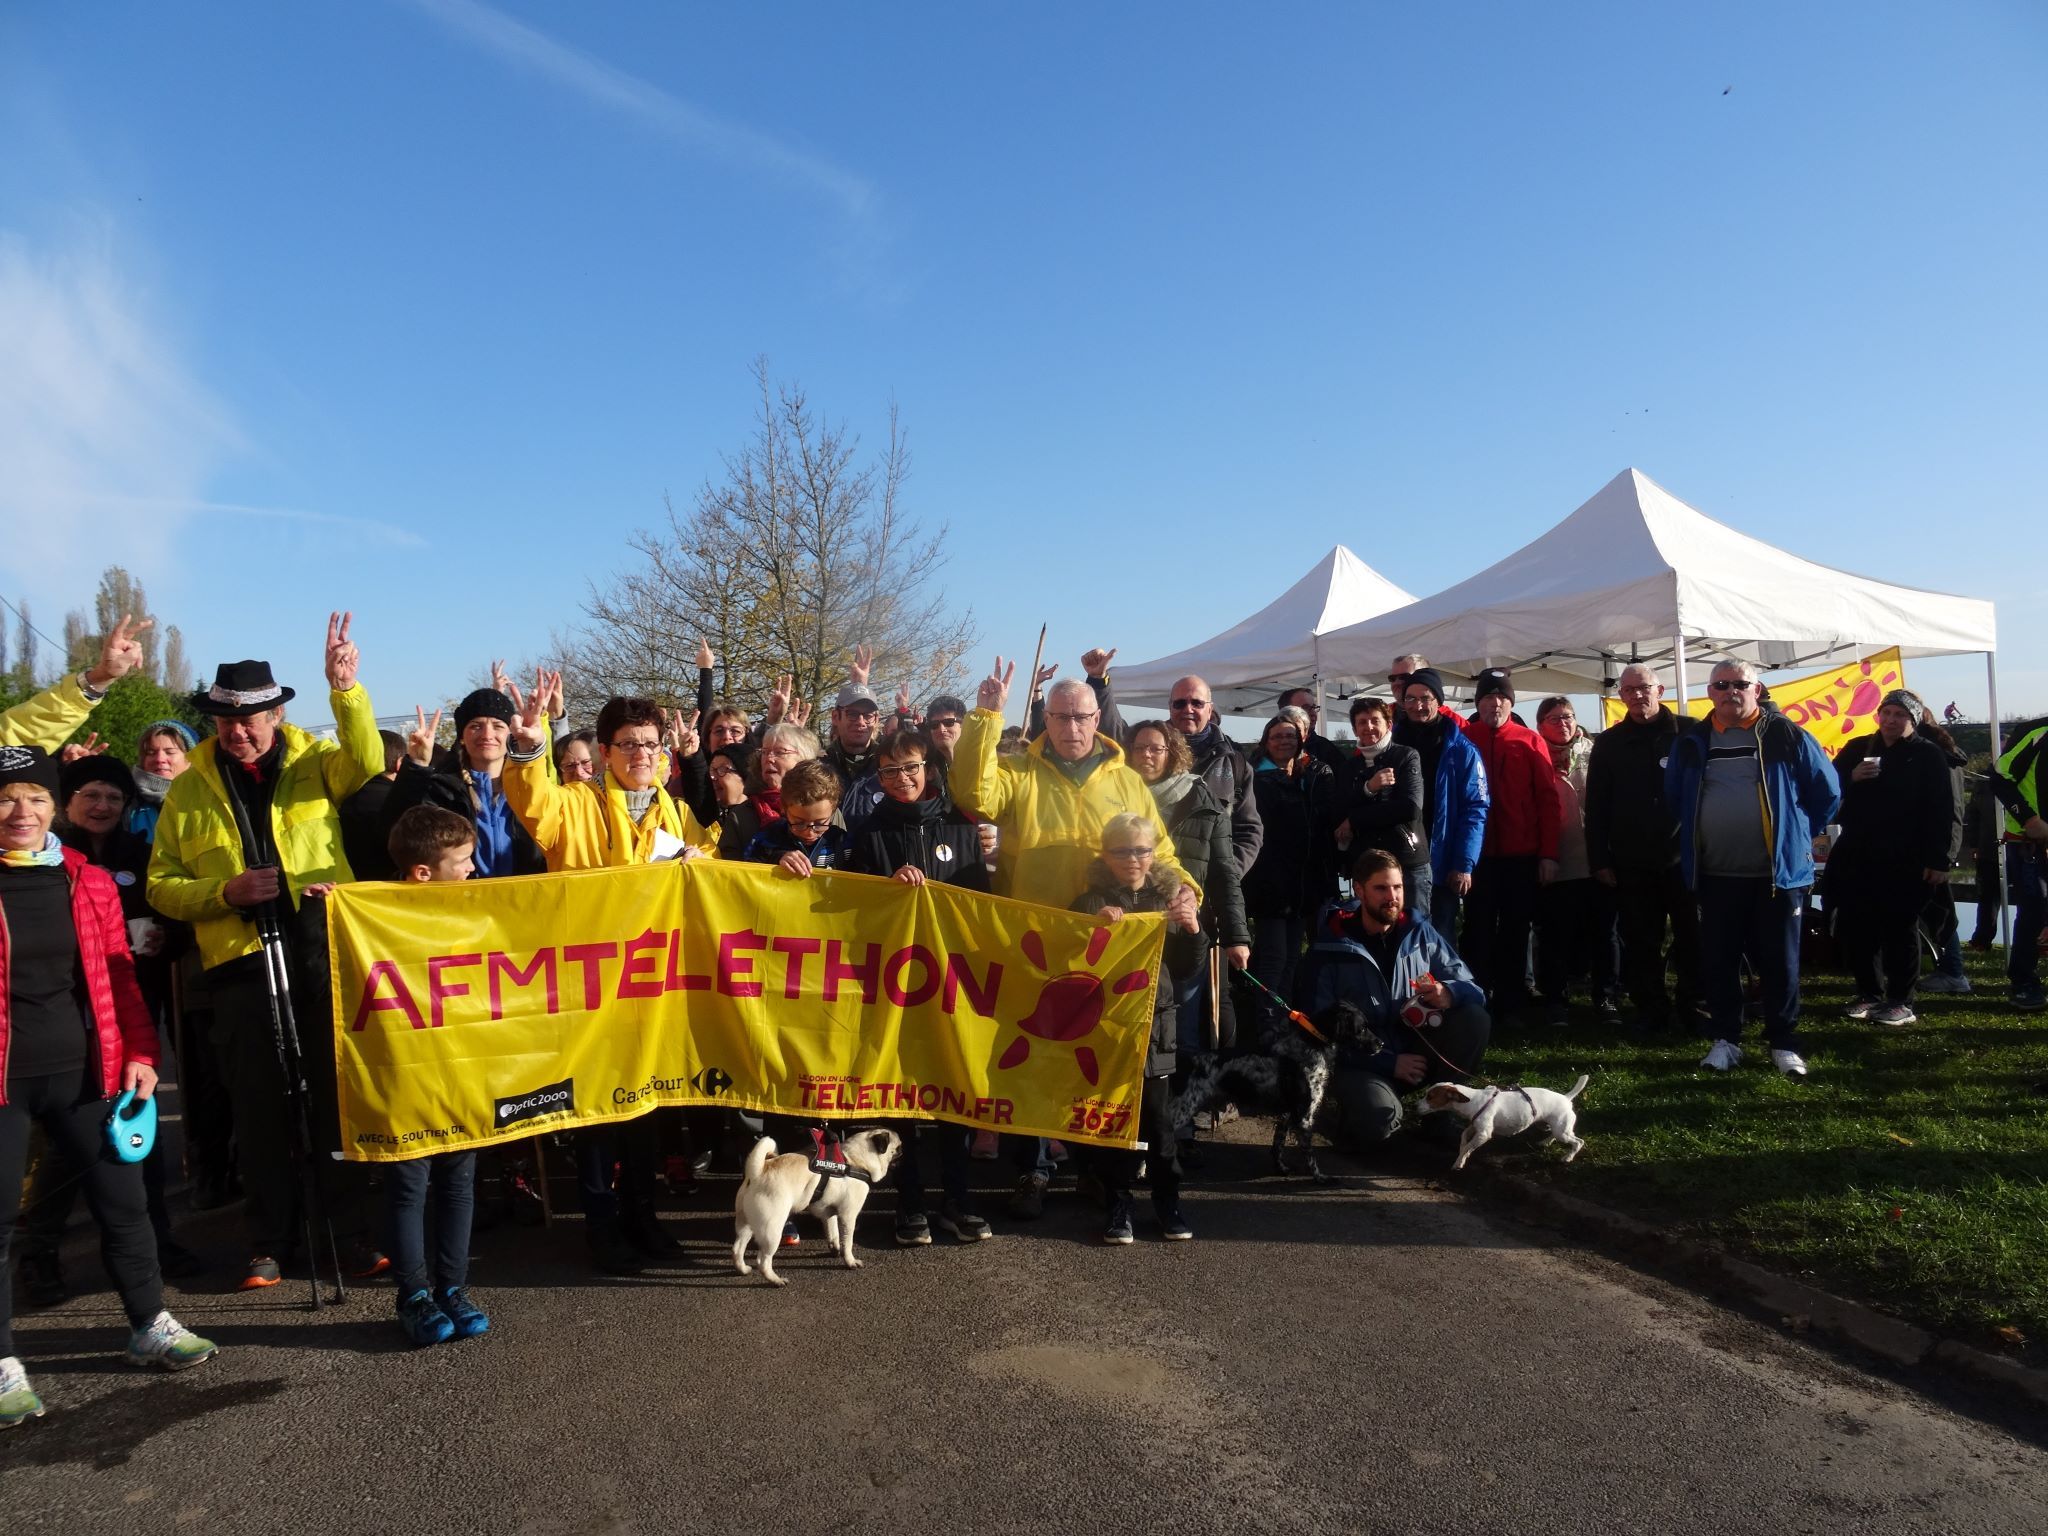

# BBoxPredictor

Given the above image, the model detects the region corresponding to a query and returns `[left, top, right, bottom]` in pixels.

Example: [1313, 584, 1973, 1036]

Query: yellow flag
[1600, 648, 1905, 759]
[325, 859, 1164, 1160]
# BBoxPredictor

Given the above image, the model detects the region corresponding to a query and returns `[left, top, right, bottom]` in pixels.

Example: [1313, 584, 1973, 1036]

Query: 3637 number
[1064, 1103, 1133, 1137]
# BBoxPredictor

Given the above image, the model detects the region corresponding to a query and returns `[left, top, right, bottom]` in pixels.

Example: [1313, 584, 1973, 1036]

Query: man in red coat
[1460, 669, 1560, 1019]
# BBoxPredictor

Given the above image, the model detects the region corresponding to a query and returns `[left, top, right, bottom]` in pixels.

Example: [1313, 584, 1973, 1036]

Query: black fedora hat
[193, 660, 296, 717]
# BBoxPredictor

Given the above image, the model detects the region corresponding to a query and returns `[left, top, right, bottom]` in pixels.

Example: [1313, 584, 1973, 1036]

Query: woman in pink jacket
[0, 744, 216, 1431]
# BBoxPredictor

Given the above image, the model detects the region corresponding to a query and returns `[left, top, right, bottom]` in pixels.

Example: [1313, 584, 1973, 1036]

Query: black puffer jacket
[1831, 730, 1961, 875]
[1332, 741, 1427, 871]
[1242, 757, 1338, 917]
[1156, 780, 1252, 978]
[1584, 705, 1681, 874]
[844, 794, 989, 891]
[1071, 861, 1181, 1076]
[380, 756, 548, 878]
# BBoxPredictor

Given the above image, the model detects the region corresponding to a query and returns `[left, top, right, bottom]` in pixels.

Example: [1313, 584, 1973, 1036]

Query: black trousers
[1614, 864, 1701, 1023]
[1834, 859, 1927, 1003]
[1, 1066, 163, 1356]
[207, 902, 364, 1258]
[1463, 854, 1539, 1009]
[1083, 1076, 1180, 1210]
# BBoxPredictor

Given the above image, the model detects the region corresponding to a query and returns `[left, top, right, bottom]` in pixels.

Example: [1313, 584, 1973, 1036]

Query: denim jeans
[1697, 876, 1807, 1050]
[383, 1151, 478, 1293]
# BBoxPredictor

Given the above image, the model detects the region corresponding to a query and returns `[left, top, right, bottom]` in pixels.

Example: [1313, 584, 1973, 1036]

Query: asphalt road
[4, 1131, 2045, 1535]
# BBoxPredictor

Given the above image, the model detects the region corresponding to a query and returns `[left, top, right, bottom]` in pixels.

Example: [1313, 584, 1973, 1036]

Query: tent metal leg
[1989, 651, 2011, 949]
[1674, 635, 1690, 709]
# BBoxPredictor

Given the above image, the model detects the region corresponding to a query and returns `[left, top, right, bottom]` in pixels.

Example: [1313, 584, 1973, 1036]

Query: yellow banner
[1600, 648, 1905, 759]
[325, 860, 1164, 1161]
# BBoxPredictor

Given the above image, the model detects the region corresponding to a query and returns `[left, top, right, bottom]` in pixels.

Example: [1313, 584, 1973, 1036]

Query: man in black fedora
[148, 614, 386, 1290]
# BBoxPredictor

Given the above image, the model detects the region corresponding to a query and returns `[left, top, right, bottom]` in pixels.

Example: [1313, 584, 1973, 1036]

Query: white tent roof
[1113, 545, 1416, 712]
[1315, 468, 1997, 695]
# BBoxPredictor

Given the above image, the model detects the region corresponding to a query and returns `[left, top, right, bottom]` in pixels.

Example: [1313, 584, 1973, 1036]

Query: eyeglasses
[926, 717, 961, 730]
[788, 817, 834, 833]
[1103, 846, 1155, 858]
[1047, 711, 1099, 725]
[878, 762, 926, 780]
[708, 763, 737, 777]
[1617, 684, 1657, 697]
[608, 739, 663, 756]
[1169, 699, 1208, 711]
[1709, 680, 1756, 693]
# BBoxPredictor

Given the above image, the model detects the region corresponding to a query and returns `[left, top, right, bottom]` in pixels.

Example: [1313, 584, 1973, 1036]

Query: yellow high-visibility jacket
[952, 707, 1197, 909]
[147, 685, 384, 970]
[503, 751, 718, 871]
[0, 673, 97, 750]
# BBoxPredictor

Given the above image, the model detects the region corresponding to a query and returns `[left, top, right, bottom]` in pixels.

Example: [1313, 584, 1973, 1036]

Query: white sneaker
[1917, 973, 1972, 996]
[1699, 1039, 1743, 1071]
[1771, 1049, 1810, 1078]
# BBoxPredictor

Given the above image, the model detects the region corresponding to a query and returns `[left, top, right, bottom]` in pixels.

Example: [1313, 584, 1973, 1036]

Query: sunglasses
[1169, 699, 1208, 710]
[1103, 846, 1155, 858]
[1709, 680, 1756, 692]
[925, 717, 962, 730]
[878, 762, 926, 780]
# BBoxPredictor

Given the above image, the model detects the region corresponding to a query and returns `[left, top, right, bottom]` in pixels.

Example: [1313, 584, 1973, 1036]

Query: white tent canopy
[1111, 544, 1416, 713]
[1315, 468, 1998, 697]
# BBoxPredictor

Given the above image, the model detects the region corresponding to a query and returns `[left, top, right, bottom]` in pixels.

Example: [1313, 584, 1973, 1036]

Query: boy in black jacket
[846, 730, 992, 1243]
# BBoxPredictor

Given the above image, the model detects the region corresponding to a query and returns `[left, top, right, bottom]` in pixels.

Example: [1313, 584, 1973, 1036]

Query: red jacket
[1463, 715, 1561, 860]
[0, 846, 158, 1106]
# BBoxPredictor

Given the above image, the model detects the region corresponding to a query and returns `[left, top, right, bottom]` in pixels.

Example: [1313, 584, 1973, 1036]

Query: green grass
[1476, 950, 2048, 1359]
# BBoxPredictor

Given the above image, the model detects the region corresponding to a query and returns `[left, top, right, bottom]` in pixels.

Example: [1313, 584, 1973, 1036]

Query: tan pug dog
[732, 1129, 903, 1287]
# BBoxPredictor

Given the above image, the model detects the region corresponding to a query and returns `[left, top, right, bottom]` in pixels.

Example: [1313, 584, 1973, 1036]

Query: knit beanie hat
[0, 744, 61, 798]
[138, 719, 198, 753]
[454, 688, 517, 732]
[60, 753, 137, 807]
[1404, 668, 1447, 706]
[1474, 667, 1515, 704]
[1880, 688, 1928, 720]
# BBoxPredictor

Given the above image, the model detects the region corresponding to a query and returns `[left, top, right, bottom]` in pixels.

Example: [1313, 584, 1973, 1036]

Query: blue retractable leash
[105, 1089, 158, 1163]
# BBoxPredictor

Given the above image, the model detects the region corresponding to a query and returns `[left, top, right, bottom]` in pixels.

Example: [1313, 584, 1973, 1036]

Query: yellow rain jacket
[0, 673, 97, 750]
[147, 686, 385, 970]
[953, 707, 1196, 909]
[503, 752, 718, 871]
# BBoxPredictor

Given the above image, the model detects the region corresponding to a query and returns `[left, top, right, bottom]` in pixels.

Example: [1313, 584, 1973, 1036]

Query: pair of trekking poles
[225, 796, 348, 1312]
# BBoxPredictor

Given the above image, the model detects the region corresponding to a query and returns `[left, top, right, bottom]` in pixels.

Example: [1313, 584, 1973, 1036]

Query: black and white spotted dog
[1171, 1002, 1381, 1181]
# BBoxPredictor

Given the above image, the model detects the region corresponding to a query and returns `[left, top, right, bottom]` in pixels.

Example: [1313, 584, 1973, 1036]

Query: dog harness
[805, 1128, 874, 1192]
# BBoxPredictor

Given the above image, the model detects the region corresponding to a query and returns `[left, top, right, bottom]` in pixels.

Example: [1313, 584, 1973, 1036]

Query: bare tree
[94, 566, 160, 681]
[13, 600, 35, 687]
[62, 610, 92, 672]
[162, 625, 192, 696]
[557, 359, 977, 718]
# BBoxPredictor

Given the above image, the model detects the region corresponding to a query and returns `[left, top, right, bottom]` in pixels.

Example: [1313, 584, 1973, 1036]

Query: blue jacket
[1292, 899, 1485, 1076]
[1665, 711, 1840, 891]
[741, 819, 852, 870]
[1396, 715, 1489, 880]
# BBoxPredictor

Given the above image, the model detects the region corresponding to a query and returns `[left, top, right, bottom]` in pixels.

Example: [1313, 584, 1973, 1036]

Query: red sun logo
[1830, 658, 1901, 736]
[995, 926, 1151, 1086]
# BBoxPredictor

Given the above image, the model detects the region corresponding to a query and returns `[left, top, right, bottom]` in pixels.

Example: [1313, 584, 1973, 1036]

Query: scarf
[0, 830, 66, 869]
[750, 787, 783, 825]
[1149, 771, 1197, 817]
[1546, 730, 1577, 774]
[469, 769, 518, 876]
[1183, 722, 1222, 761]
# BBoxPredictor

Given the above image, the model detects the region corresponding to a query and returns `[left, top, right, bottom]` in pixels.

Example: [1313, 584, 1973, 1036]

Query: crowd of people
[2, 613, 2032, 1429]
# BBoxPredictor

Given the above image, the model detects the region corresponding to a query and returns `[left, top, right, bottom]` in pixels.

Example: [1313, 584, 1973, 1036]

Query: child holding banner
[382, 806, 490, 1346]
[846, 729, 993, 1245]
[1071, 812, 1188, 1244]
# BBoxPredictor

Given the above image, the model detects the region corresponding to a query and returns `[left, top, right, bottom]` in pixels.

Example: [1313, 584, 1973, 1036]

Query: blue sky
[3, 1, 2042, 729]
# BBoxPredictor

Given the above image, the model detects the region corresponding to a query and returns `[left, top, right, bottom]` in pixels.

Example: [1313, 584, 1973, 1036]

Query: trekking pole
[252, 897, 347, 1309]
[224, 795, 346, 1310]
[1020, 624, 1047, 730]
